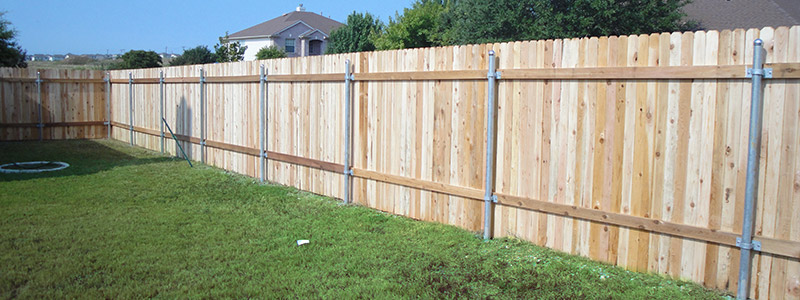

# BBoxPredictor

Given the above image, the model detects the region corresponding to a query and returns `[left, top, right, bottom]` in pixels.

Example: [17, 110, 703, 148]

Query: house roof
[683, 0, 800, 31]
[229, 10, 343, 39]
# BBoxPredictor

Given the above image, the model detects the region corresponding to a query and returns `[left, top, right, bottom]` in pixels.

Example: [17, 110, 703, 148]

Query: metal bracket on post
[36, 72, 43, 141]
[128, 72, 134, 146]
[483, 50, 499, 240]
[105, 72, 111, 139]
[736, 237, 762, 251]
[736, 38, 768, 300]
[746, 68, 773, 79]
[199, 68, 206, 164]
[343, 59, 353, 204]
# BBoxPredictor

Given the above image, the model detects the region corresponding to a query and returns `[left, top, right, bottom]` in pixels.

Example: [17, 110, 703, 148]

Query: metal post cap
[488, 50, 495, 55]
[754, 39, 763, 46]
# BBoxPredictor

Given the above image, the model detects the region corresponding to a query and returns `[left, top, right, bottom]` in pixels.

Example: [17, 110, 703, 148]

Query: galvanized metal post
[265, 68, 270, 180]
[259, 65, 266, 182]
[343, 59, 353, 203]
[128, 72, 134, 145]
[737, 38, 769, 300]
[483, 50, 499, 240]
[36, 72, 43, 141]
[105, 72, 110, 139]
[159, 70, 165, 153]
[200, 68, 206, 164]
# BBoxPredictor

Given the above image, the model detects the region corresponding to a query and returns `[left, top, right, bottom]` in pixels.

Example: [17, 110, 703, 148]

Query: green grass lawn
[0, 140, 728, 299]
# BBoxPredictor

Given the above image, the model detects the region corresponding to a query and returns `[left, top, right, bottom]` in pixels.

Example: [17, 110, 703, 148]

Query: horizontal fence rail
[6, 63, 798, 84]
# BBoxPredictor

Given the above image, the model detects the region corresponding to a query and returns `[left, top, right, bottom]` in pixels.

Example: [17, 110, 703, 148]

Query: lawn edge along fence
[2, 26, 800, 299]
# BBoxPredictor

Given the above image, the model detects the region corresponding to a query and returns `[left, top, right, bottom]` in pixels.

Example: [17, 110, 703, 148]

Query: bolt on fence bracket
[736, 237, 762, 251]
[746, 68, 773, 78]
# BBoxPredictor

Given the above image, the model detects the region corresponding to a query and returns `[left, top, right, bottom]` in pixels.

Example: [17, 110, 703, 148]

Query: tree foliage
[372, 0, 450, 50]
[117, 50, 161, 69]
[441, 0, 542, 44]
[326, 12, 384, 54]
[442, 0, 697, 45]
[531, 0, 698, 39]
[214, 32, 247, 62]
[255, 45, 287, 60]
[0, 12, 26, 68]
[170, 46, 216, 66]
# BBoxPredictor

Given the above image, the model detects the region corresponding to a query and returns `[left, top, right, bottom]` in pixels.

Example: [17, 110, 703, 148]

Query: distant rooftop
[683, 0, 799, 31]
[229, 5, 343, 39]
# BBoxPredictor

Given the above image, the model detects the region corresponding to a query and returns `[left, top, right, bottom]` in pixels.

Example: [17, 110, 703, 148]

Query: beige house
[229, 4, 344, 60]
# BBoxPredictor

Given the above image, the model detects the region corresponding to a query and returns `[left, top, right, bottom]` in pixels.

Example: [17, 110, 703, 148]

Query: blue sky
[3, 0, 412, 55]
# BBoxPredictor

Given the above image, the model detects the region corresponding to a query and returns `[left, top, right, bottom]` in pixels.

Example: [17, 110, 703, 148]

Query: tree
[538, 0, 698, 39]
[117, 50, 162, 69]
[255, 45, 287, 60]
[442, 0, 697, 45]
[214, 32, 246, 62]
[372, 0, 450, 50]
[442, 0, 543, 45]
[326, 12, 384, 54]
[0, 12, 27, 68]
[170, 45, 216, 66]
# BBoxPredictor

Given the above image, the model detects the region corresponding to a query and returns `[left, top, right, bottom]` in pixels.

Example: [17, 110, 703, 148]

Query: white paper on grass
[296, 239, 310, 246]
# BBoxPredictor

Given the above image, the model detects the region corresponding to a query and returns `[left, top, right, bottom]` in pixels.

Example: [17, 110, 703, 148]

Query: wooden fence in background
[0, 68, 106, 140]
[2, 26, 800, 299]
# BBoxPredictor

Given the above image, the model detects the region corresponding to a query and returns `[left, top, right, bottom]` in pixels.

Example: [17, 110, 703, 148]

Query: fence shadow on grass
[0, 139, 180, 182]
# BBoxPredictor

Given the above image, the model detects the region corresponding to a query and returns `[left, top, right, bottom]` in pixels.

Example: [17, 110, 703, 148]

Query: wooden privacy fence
[2, 26, 800, 299]
[0, 68, 107, 140]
